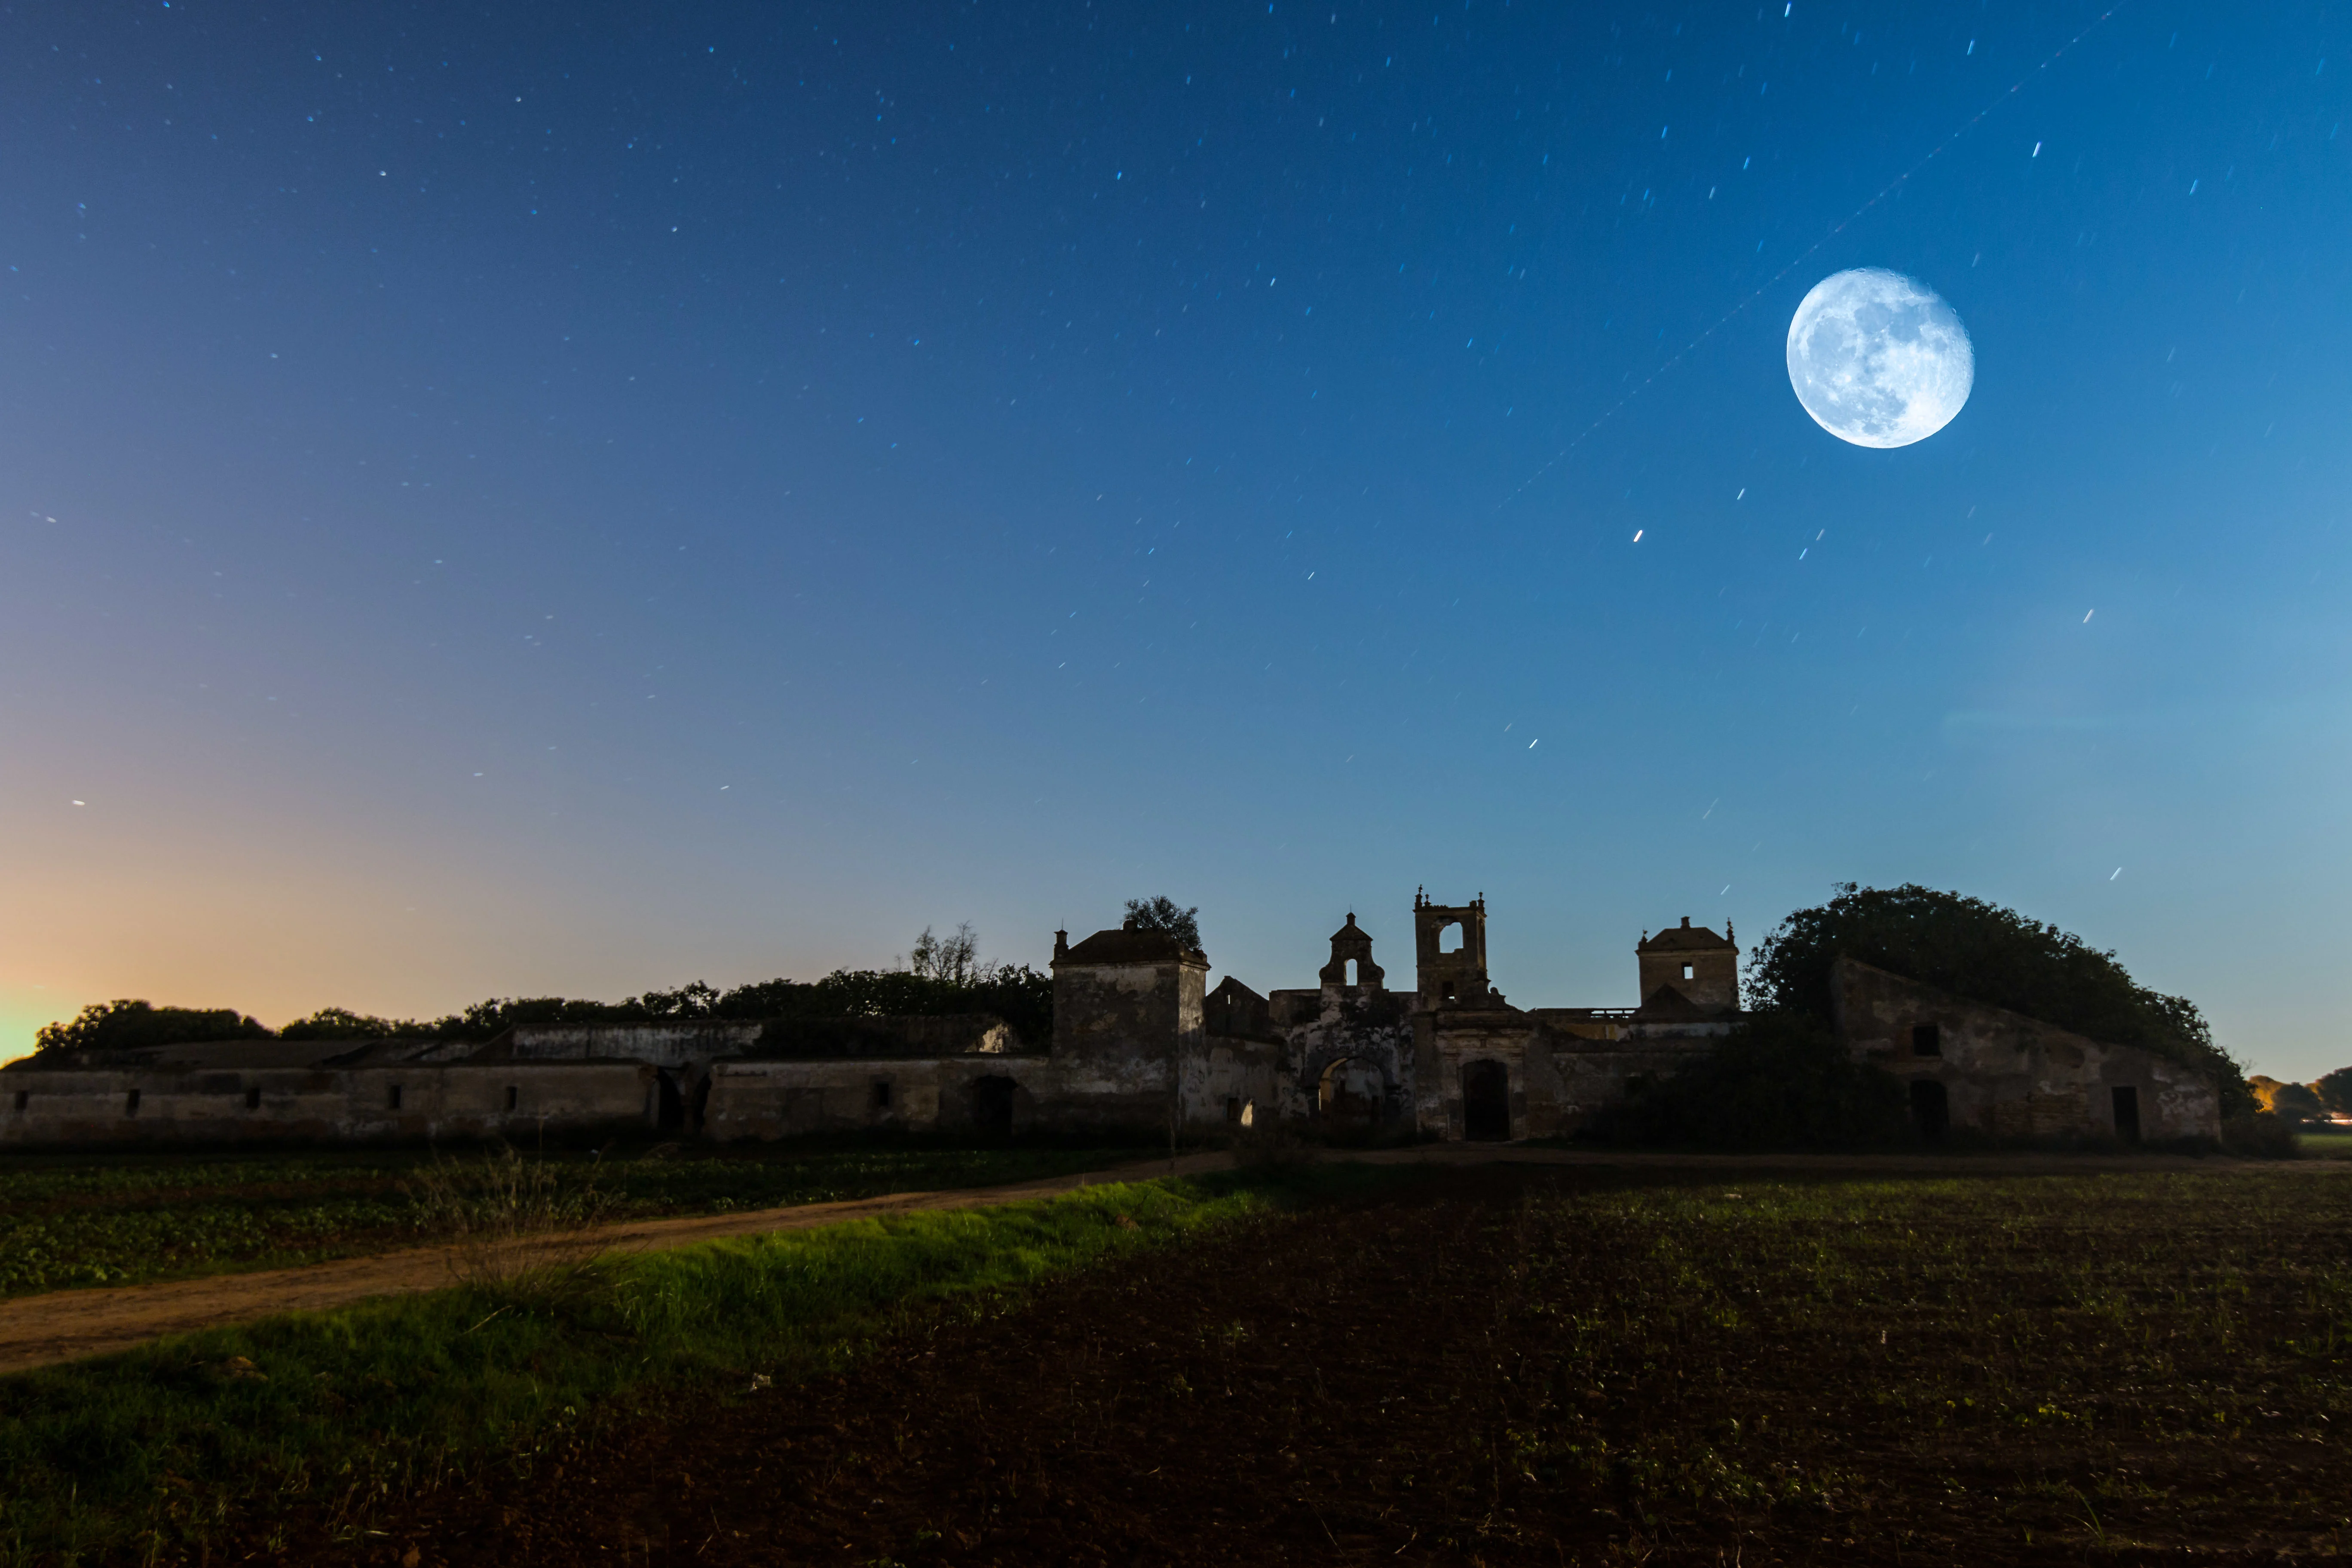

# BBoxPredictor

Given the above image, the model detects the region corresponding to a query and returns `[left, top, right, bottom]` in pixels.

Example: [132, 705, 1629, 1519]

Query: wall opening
[387, 1084, 404, 1112]
[245, 1087, 262, 1112]
[1438, 921, 1464, 954]
[1910, 1078, 1950, 1142]
[2111, 1085, 2141, 1144]
[505, 1085, 520, 1112]
[1240, 1099, 1256, 1127]
[1225, 1095, 1243, 1123]
[1461, 1059, 1510, 1141]
[655, 1070, 685, 1131]
[1318, 1057, 1384, 1130]
[1344, 958, 1359, 986]
[125, 1089, 141, 1117]
[1911, 1023, 1942, 1058]
[973, 1075, 1017, 1136]
[872, 1078, 893, 1112]
[12, 1090, 26, 1113]
[1681, 963, 1694, 980]
[1440, 979, 1457, 1003]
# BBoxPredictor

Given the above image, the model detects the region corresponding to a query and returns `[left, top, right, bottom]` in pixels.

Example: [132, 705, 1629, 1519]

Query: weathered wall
[1050, 955, 1204, 1134]
[1185, 1035, 1283, 1130]
[0, 1063, 654, 1146]
[1271, 985, 1416, 1130]
[506, 1021, 765, 1066]
[1831, 957, 2223, 1141]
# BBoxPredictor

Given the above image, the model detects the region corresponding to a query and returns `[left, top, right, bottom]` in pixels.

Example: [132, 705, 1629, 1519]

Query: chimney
[1681, 916, 1691, 928]
[1053, 929, 1069, 960]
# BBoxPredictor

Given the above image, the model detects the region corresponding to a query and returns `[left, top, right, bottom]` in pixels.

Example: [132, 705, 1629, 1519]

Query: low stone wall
[0, 1062, 655, 1146]
[506, 1021, 764, 1066]
[703, 1053, 1183, 1141]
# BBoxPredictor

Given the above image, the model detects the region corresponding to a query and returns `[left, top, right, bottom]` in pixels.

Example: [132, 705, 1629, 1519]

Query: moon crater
[1786, 268, 1973, 448]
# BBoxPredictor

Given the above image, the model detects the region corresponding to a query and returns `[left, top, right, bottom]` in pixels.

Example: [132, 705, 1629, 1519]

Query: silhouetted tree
[1123, 895, 1202, 950]
[2316, 1066, 2352, 1116]
[34, 999, 270, 1057]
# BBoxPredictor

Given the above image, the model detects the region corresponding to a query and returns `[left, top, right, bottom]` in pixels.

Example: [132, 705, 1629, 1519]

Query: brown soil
[245, 1163, 2352, 1568]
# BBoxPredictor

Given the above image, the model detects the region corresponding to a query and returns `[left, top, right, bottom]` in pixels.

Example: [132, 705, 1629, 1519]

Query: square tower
[1413, 889, 1491, 1011]
[1635, 916, 1740, 1014]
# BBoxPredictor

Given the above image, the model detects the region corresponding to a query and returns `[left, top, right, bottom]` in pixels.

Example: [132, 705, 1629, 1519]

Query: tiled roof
[1057, 927, 1207, 966]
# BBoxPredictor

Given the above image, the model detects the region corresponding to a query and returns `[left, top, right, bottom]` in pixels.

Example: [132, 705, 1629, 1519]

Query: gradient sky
[5, 1, 2347, 1078]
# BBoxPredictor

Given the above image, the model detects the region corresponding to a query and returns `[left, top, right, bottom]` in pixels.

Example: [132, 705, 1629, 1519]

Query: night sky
[5, 2, 2347, 1077]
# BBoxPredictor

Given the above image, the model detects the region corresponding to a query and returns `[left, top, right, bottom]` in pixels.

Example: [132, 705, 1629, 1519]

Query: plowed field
[249, 1164, 2352, 1567]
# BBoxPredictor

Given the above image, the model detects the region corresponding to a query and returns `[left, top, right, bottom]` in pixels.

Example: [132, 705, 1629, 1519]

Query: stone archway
[1317, 1057, 1384, 1130]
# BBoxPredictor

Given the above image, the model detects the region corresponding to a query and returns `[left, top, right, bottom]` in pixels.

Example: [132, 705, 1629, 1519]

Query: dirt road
[0, 1150, 1229, 1376]
[0, 1145, 2327, 1377]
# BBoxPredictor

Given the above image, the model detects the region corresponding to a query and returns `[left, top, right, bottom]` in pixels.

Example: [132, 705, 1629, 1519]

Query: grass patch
[2300, 1129, 2352, 1160]
[0, 1141, 1134, 1298]
[0, 1163, 1396, 1564]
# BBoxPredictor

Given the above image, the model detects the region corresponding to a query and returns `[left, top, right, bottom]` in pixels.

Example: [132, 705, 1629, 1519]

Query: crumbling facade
[0, 895, 2225, 1147]
[1831, 956, 2221, 1142]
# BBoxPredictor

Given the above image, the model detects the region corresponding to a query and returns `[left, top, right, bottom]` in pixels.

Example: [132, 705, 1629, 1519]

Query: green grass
[2300, 1129, 2352, 1160]
[0, 1141, 1135, 1298]
[0, 1164, 1384, 1565]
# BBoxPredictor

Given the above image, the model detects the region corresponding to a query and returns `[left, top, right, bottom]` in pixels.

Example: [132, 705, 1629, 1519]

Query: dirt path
[3, 1145, 2334, 1377]
[0, 1151, 1229, 1376]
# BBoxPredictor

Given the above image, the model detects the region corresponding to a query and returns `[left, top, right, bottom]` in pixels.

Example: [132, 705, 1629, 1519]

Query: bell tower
[1317, 913, 1385, 991]
[1413, 889, 1492, 1011]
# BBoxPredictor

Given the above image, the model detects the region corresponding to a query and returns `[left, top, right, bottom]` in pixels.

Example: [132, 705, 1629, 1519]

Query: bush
[1586, 1012, 1912, 1151]
[2220, 1112, 2302, 1159]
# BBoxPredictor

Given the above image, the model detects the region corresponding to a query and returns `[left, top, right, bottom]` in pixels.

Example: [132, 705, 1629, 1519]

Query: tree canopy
[34, 1000, 270, 1056]
[1746, 883, 2244, 1106]
[31, 924, 1055, 1059]
[1123, 895, 1202, 950]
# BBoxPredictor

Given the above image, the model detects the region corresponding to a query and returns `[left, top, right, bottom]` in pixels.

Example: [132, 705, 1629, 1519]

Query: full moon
[1785, 268, 1974, 448]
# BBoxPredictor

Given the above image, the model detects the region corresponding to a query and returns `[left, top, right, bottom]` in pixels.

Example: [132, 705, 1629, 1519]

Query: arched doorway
[1910, 1078, 1950, 1143]
[973, 1075, 1017, 1137]
[1317, 1057, 1384, 1130]
[654, 1070, 685, 1132]
[1462, 1059, 1510, 1141]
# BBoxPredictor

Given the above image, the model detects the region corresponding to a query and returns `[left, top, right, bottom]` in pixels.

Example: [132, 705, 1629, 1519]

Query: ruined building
[0, 893, 2220, 1146]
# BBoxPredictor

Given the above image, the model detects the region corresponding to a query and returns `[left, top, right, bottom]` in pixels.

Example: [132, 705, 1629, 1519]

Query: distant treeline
[31, 922, 1055, 1060]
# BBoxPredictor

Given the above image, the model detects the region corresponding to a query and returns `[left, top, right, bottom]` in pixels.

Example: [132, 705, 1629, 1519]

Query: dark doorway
[1910, 1078, 1950, 1142]
[2111, 1085, 2141, 1144]
[1462, 1059, 1510, 1141]
[655, 1070, 685, 1132]
[973, 1075, 1017, 1137]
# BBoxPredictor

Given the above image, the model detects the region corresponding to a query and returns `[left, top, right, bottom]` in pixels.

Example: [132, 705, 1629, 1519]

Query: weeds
[405, 1146, 621, 1307]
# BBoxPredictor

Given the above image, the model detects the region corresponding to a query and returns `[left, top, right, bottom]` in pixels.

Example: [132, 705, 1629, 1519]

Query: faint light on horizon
[70, 800, 84, 806]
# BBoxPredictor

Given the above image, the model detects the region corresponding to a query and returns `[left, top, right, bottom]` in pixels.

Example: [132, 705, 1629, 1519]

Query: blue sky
[3, 1, 2347, 1078]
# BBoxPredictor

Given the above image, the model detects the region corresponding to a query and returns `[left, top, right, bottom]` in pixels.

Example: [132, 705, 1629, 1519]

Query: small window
[11, 1089, 27, 1113]
[1911, 1024, 1942, 1058]
[1344, 958, 1359, 986]
[505, 1085, 519, 1112]
[388, 1084, 404, 1111]
[871, 1079, 892, 1111]
[1225, 1095, 1243, 1123]
[125, 1088, 141, 1116]
[1441, 979, 1457, 1002]
[245, 1087, 262, 1111]
[1681, 963, 1694, 981]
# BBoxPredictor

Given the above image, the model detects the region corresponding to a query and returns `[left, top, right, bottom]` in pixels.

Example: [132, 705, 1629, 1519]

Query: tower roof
[1637, 916, 1736, 953]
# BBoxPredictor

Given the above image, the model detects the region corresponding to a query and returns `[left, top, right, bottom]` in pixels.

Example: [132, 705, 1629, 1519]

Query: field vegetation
[0, 1140, 1130, 1298]
[0, 1166, 1371, 1566]
[330, 1164, 2348, 1567]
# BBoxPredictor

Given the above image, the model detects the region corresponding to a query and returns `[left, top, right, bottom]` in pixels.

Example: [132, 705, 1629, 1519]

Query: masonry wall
[1271, 985, 1416, 1130]
[1050, 959, 1203, 1133]
[506, 1021, 765, 1066]
[1831, 956, 2223, 1142]
[0, 1062, 655, 1146]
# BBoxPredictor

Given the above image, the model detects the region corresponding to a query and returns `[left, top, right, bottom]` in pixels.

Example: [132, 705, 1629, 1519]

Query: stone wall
[1830, 956, 2222, 1142]
[0, 1061, 654, 1146]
